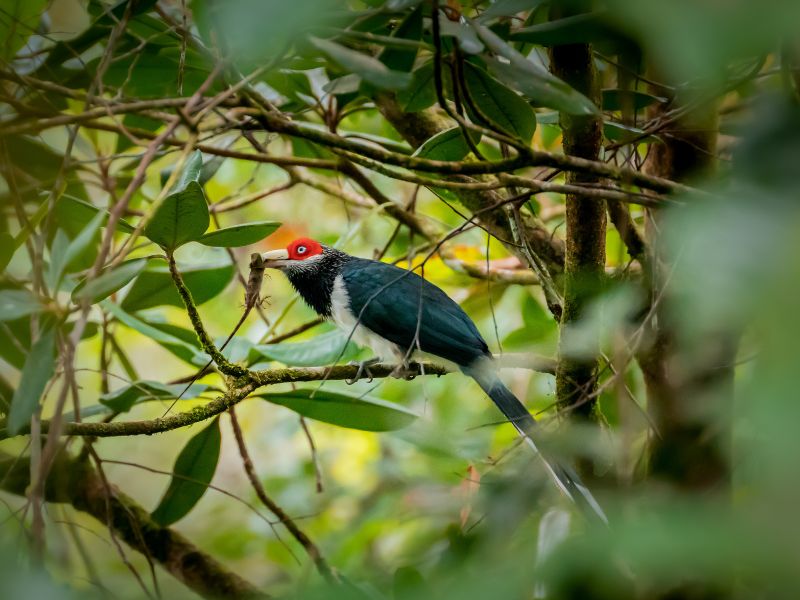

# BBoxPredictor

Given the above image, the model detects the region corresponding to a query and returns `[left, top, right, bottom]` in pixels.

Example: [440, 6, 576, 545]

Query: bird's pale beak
[260, 249, 290, 268]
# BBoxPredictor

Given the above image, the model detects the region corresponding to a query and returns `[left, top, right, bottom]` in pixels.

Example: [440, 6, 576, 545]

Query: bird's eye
[297, 245, 307, 255]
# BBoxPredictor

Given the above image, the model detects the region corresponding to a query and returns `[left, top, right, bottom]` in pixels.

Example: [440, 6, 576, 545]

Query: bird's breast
[330, 275, 405, 362]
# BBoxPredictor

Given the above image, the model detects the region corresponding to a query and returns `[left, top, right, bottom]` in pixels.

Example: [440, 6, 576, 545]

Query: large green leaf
[151, 418, 221, 526]
[413, 127, 482, 161]
[378, 6, 422, 72]
[103, 301, 210, 366]
[103, 46, 215, 98]
[1, 136, 63, 182]
[509, 12, 618, 46]
[462, 62, 537, 142]
[438, 14, 483, 54]
[72, 258, 149, 305]
[121, 258, 235, 312]
[251, 330, 361, 367]
[198, 221, 281, 248]
[7, 326, 57, 435]
[396, 61, 437, 112]
[0, 0, 47, 61]
[141, 319, 204, 348]
[311, 37, 412, 90]
[144, 151, 210, 251]
[194, 0, 339, 69]
[602, 120, 656, 144]
[55, 195, 135, 235]
[100, 380, 209, 414]
[471, 21, 599, 116]
[476, 0, 548, 21]
[0, 289, 42, 322]
[258, 389, 418, 431]
[47, 210, 105, 291]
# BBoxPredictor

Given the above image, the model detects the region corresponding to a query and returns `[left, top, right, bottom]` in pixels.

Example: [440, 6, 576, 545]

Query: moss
[167, 253, 248, 378]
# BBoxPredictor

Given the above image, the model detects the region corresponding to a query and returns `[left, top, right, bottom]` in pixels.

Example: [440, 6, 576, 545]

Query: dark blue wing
[341, 258, 489, 367]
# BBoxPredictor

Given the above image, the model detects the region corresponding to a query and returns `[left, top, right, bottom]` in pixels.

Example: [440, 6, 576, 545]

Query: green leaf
[396, 61, 436, 112]
[0, 289, 42, 322]
[394, 566, 426, 600]
[0, 0, 46, 61]
[55, 195, 135, 235]
[323, 74, 361, 95]
[383, 0, 425, 11]
[438, 15, 483, 54]
[258, 389, 418, 431]
[476, 0, 548, 21]
[602, 120, 656, 143]
[151, 418, 221, 526]
[1, 136, 63, 182]
[170, 150, 204, 193]
[602, 89, 667, 111]
[251, 330, 361, 367]
[141, 319, 204, 348]
[413, 127, 481, 161]
[45, 230, 70, 292]
[102, 301, 210, 366]
[103, 47, 215, 98]
[62, 209, 105, 273]
[379, 6, 422, 72]
[462, 62, 537, 142]
[310, 37, 412, 90]
[100, 380, 209, 414]
[471, 21, 599, 115]
[72, 258, 149, 305]
[144, 151, 210, 251]
[198, 221, 281, 248]
[121, 258, 235, 312]
[7, 326, 57, 435]
[159, 150, 222, 189]
[509, 12, 617, 46]
[48, 210, 105, 291]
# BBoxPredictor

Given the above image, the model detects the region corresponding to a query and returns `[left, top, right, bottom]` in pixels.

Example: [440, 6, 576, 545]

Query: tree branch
[0, 450, 268, 599]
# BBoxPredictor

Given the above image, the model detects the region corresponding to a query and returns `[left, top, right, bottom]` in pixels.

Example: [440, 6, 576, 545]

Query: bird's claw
[345, 358, 380, 384]
[390, 363, 417, 380]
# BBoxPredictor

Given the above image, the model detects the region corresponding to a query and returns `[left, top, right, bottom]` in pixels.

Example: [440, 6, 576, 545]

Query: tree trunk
[549, 11, 607, 422]
[640, 98, 733, 493]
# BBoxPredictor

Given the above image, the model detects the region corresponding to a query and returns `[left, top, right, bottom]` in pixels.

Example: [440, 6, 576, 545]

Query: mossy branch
[4, 363, 445, 438]
[167, 252, 248, 378]
[2, 353, 554, 439]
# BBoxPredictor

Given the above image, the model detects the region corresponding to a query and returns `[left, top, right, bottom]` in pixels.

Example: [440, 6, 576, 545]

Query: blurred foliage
[1, 0, 800, 599]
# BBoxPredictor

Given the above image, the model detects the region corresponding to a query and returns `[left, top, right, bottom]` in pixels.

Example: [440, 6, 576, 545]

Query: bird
[260, 237, 607, 523]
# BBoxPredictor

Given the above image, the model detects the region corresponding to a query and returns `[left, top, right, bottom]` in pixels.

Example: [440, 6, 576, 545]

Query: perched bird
[261, 238, 606, 523]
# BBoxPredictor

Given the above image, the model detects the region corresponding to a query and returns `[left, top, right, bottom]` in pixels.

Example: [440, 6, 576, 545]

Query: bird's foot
[390, 362, 418, 380]
[345, 357, 381, 384]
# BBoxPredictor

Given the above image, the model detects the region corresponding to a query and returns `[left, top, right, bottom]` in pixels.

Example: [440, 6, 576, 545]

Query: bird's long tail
[465, 363, 608, 525]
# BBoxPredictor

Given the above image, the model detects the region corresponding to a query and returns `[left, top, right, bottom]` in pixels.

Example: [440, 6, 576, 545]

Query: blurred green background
[1, 0, 800, 598]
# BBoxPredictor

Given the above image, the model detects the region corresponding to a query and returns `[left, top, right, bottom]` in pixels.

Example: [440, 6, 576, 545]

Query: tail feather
[466, 363, 608, 525]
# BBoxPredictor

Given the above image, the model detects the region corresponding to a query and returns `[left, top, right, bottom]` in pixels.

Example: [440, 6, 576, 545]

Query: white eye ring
[297, 245, 307, 254]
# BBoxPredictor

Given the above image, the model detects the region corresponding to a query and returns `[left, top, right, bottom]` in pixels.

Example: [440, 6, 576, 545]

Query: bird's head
[260, 237, 326, 271]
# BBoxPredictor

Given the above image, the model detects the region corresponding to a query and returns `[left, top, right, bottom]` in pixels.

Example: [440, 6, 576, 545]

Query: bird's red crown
[287, 238, 323, 260]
